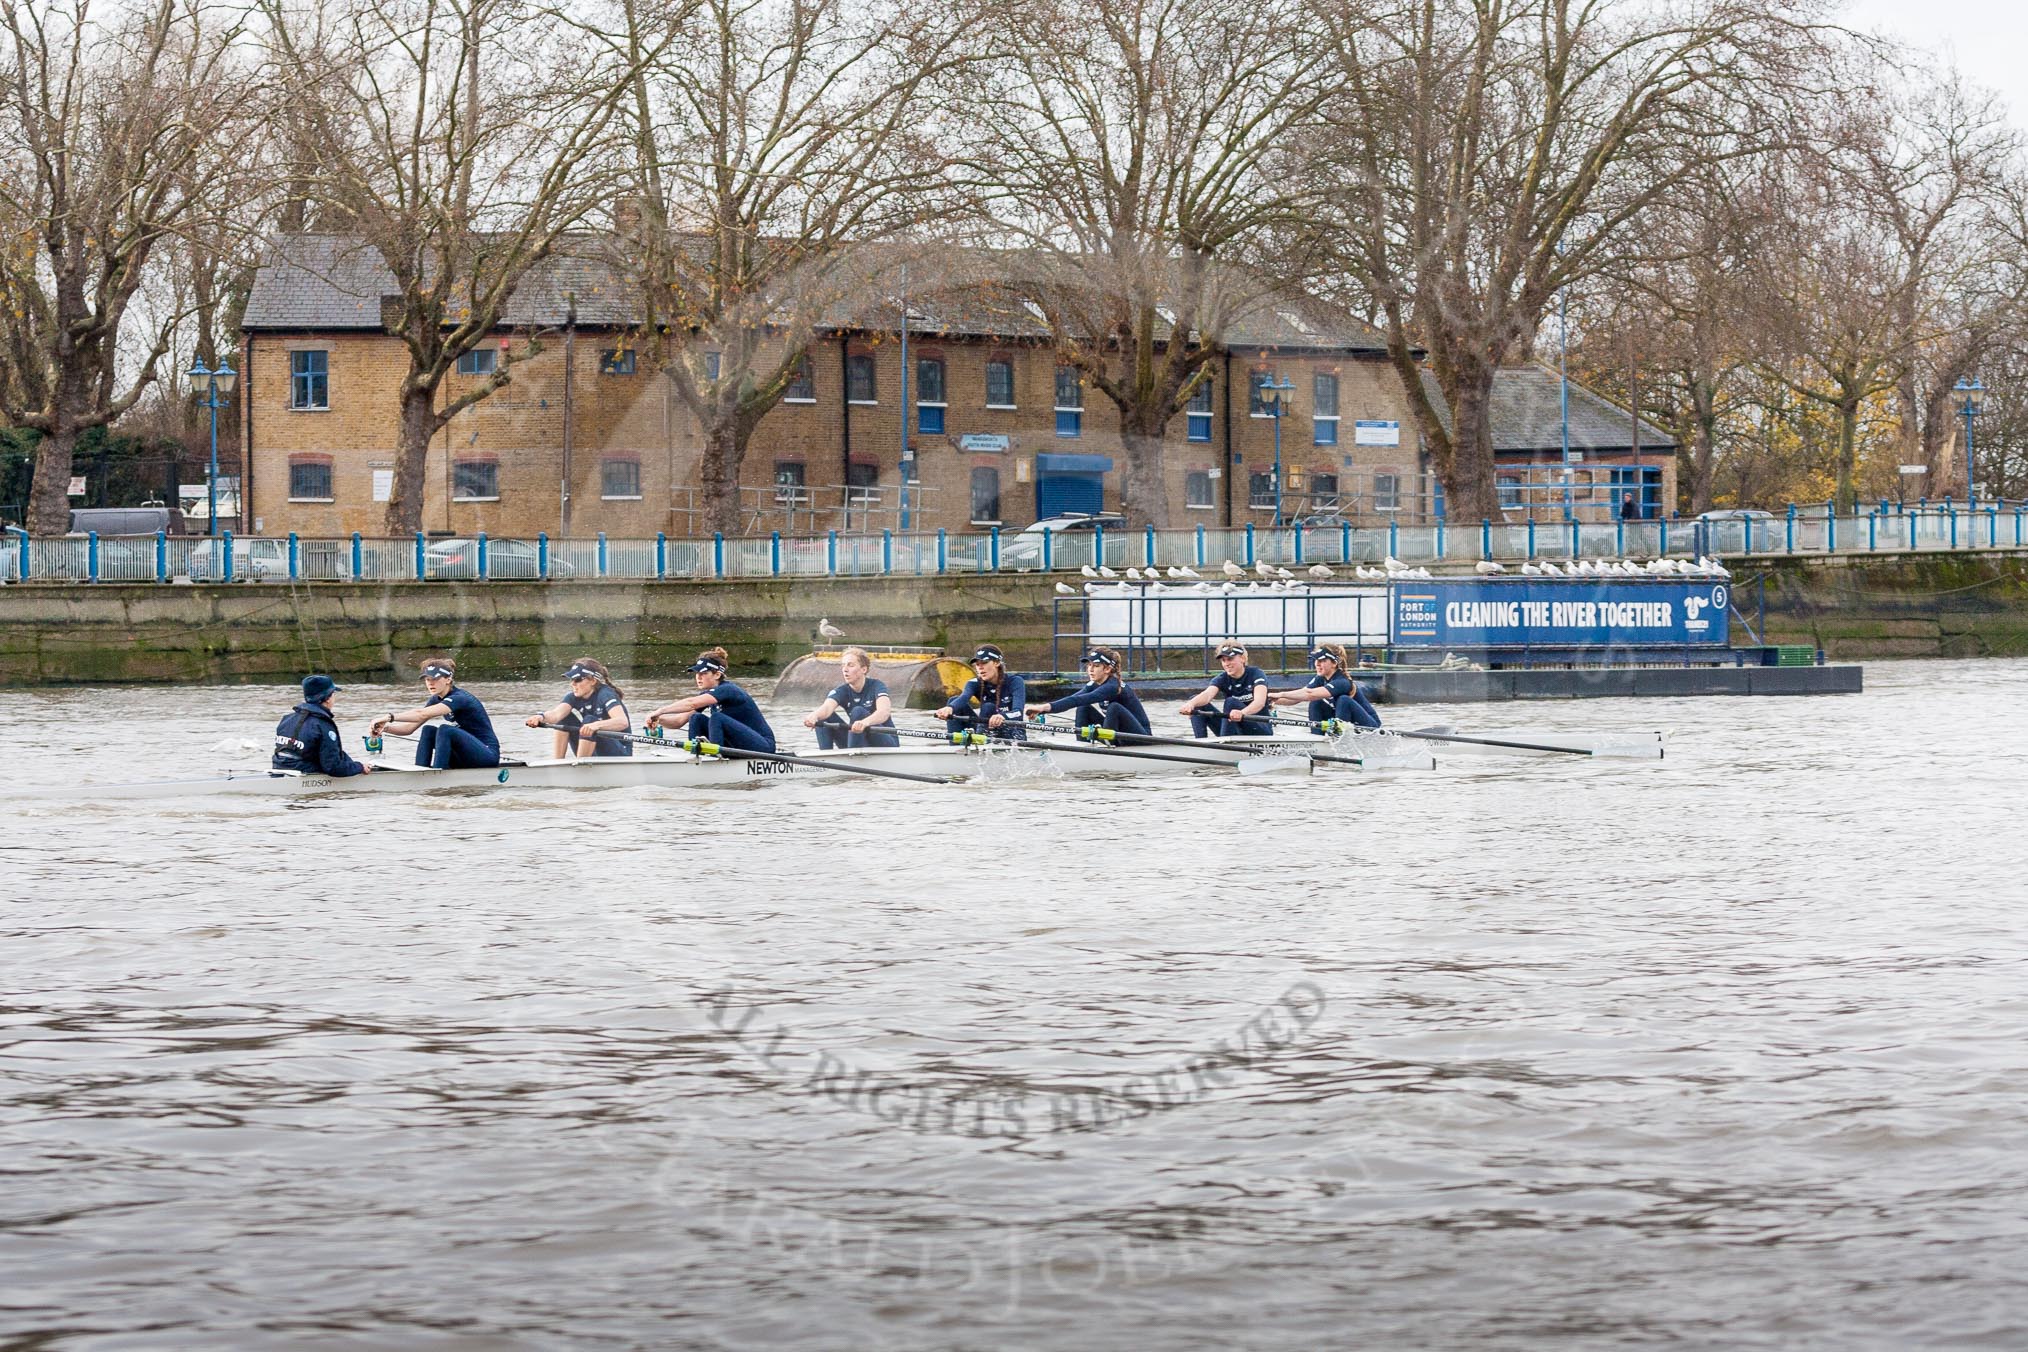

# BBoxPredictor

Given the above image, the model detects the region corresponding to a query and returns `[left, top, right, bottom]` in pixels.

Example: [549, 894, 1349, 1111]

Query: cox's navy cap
[1215, 645, 1247, 659]
[302, 674, 340, 700]
[971, 645, 1005, 664]
[422, 663, 454, 680]
[565, 663, 599, 681]
[1307, 647, 1337, 663]
[687, 656, 727, 674]
[1078, 649, 1114, 666]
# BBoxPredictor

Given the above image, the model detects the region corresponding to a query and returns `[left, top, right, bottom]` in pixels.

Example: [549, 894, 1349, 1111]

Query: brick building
[238, 234, 1666, 537]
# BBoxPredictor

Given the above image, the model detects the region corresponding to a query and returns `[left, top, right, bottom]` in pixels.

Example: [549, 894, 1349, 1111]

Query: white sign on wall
[372, 469, 393, 502]
[1353, 420, 1400, 447]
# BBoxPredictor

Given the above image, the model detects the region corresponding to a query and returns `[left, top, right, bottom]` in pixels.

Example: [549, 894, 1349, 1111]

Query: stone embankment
[0, 549, 2019, 687]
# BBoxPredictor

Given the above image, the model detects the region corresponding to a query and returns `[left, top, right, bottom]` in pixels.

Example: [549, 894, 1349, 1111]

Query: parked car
[424, 537, 576, 579]
[186, 537, 290, 581]
[1000, 512, 1130, 570]
[69, 505, 183, 536]
[1695, 509, 1775, 522]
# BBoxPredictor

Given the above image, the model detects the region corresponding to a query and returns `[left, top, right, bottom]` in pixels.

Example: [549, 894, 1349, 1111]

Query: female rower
[526, 658, 632, 758]
[1268, 643, 1382, 730]
[933, 643, 1026, 741]
[373, 656, 502, 768]
[803, 646, 899, 749]
[1022, 646, 1150, 736]
[645, 647, 777, 753]
[1179, 641, 1272, 738]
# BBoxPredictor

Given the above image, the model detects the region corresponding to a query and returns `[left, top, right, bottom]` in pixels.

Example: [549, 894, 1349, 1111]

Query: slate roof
[242, 231, 1390, 354]
[1419, 366, 1676, 455]
[240, 233, 638, 329]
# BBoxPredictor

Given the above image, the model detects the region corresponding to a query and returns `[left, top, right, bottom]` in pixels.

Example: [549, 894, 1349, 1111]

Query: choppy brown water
[3, 659, 2027, 1350]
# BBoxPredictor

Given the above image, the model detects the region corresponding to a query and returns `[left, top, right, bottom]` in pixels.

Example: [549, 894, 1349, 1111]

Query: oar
[1066, 722, 1383, 770]
[544, 724, 959, 786]
[1022, 717, 1322, 770]
[1270, 712, 1594, 757]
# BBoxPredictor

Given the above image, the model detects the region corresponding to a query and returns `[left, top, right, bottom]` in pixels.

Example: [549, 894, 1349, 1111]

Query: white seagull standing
[1475, 560, 1507, 575]
[817, 618, 845, 641]
[1081, 565, 1099, 579]
[1222, 560, 1246, 578]
[1098, 565, 1118, 578]
[1054, 582, 1076, 595]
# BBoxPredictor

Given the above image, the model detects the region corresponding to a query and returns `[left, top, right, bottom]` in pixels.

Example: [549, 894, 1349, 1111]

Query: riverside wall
[1737, 550, 2028, 660]
[0, 548, 2022, 688]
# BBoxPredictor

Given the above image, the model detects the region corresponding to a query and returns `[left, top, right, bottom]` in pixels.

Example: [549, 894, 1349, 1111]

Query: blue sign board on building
[1391, 579, 1730, 649]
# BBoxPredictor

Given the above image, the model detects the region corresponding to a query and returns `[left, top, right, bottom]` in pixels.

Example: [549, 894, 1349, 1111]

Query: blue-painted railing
[2, 501, 2023, 584]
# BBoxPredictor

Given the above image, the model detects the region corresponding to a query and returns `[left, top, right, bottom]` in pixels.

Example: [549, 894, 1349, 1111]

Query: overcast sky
[1842, 0, 2028, 129]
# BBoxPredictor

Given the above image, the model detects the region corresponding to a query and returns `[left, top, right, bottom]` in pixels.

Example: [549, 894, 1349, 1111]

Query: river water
[3, 658, 2026, 1350]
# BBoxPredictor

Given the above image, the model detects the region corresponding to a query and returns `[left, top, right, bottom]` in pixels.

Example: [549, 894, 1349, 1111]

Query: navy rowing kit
[689, 680, 776, 753]
[1195, 664, 1272, 738]
[944, 673, 1027, 740]
[272, 702, 368, 777]
[417, 687, 502, 769]
[815, 677, 899, 749]
[556, 682, 632, 756]
[1046, 675, 1151, 736]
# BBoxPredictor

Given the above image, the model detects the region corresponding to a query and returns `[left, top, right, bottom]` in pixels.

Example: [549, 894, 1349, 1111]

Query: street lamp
[1258, 374, 1296, 526]
[188, 357, 238, 536]
[1954, 377, 1984, 508]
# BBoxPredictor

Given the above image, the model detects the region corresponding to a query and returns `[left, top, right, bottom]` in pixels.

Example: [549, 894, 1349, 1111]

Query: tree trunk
[1119, 419, 1171, 529]
[383, 385, 441, 535]
[1441, 360, 1499, 523]
[1835, 397, 1859, 514]
[1684, 381, 1718, 515]
[700, 414, 745, 536]
[26, 422, 79, 535]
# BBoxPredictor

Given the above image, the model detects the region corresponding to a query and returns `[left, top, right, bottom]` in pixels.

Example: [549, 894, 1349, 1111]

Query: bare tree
[262, 0, 652, 534]
[1751, 80, 2014, 511]
[0, 0, 255, 534]
[960, 0, 1334, 526]
[1316, 0, 1809, 522]
[601, 0, 971, 534]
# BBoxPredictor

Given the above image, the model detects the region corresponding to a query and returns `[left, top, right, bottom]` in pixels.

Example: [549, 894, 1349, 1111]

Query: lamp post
[1954, 377, 1984, 509]
[187, 357, 238, 536]
[1260, 374, 1296, 526]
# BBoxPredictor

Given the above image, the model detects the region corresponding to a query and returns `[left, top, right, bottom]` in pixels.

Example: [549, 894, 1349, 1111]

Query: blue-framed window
[1187, 378, 1212, 442]
[457, 347, 497, 376]
[917, 356, 946, 434]
[289, 350, 328, 409]
[600, 348, 636, 376]
[1054, 364, 1082, 438]
[1312, 373, 1339, 445]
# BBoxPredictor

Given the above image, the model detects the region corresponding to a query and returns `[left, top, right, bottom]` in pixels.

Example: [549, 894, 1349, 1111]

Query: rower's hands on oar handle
[523, 713, 546, 729]
[1021, 702, 1048, 718]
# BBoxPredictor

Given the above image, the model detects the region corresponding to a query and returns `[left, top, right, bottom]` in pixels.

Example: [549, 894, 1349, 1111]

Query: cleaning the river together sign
[1391, 580, 1730, 648]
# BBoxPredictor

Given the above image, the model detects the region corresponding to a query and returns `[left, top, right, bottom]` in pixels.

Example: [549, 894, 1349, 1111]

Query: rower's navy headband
[1216, 645, 1247, 659]
[565, 664, 598, 681]
[687, 657, 727, 674]
[422, 664, 454, 679]
[971, 646, 1004, 664]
